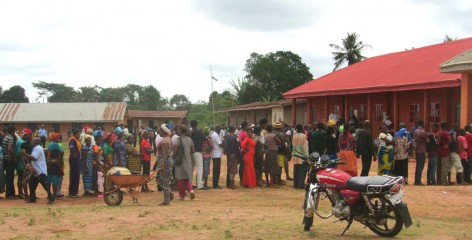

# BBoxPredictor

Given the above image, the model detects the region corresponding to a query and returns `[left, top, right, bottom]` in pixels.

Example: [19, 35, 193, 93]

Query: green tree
[186, 101, 213, 127]
[98, 87, 125, 102]
[121, 84, 143, 109]
[244, 51, 313, 101]
[32, 81, 78, 102]
[139, 85, 162, 110]
[443, 34, 457, 43]
[77, 86, 101, 102]
[329, 32, 371, 71]
[170, 94, 191, 111]
[229, 77, 262, 104]
[0, 85, 29, 103]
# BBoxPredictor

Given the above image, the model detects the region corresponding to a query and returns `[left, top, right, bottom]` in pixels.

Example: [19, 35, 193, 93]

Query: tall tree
[329, 32, 371, 71]
[443, 34, 457, 43]
[139, 85, 162, 110]
[170, 94, 191, 111]
[98, 87, 125, 102]
[229, 77, 261, 104]
[77, 86, 101, 102]
[244, 51, 313, 101]
[121, 84, 143, 109]
[0, 85, 29, 103]
[32, 81, 78, 102]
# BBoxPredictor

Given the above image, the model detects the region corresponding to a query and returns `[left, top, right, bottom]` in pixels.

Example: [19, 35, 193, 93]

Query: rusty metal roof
[127, 110, 188, 118]
[0, 102, 127, 123]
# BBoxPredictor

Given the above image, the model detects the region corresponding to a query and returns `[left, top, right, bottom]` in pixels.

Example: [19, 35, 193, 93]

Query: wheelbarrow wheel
[104, 190, 123, 206]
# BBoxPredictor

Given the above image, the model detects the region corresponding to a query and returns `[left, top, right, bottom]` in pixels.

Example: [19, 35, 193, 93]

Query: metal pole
[210, 66, 216, 126]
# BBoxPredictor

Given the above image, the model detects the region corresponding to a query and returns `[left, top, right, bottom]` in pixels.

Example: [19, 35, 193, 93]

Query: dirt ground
[1, 153, 471, 240]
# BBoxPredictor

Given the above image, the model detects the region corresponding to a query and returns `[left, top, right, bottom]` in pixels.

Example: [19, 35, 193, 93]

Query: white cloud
[0, 0, 471, 103]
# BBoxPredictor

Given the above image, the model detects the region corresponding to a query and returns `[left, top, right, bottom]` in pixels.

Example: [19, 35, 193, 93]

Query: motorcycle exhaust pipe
[363, 195, 375, 214]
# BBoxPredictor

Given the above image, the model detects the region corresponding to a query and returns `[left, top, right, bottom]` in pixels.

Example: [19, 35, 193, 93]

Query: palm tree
[329, 32, 371, 71]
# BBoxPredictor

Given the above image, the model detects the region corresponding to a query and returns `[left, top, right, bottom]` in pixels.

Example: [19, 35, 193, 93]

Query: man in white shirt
[24, 137, 54, 204]
[210, 126, 223, 189]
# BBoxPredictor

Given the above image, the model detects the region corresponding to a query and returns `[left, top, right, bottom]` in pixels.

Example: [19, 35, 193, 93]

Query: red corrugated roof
[283, 37, 472, 98]
[127, 110, 187, 118]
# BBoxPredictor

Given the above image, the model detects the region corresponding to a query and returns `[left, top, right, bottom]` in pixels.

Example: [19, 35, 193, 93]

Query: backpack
[174, 138, 185, 166]
[202, 137, 213, 153]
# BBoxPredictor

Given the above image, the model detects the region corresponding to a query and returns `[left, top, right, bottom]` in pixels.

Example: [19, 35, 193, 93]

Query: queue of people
[2, 116, 471, 205]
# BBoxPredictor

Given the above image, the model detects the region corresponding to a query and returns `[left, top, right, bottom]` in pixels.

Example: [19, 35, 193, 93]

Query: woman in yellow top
[124, 133, 141, 174]
[291, 124, 309, 189]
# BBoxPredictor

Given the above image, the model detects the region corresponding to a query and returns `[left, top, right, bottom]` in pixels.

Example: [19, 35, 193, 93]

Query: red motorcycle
[299, 152, 412, 237]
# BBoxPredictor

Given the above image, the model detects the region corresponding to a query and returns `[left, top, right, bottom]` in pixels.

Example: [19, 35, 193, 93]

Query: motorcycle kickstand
[341, 218, 354, 236]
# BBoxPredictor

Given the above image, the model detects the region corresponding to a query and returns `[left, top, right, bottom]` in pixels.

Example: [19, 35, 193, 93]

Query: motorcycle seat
[346, 176, 394, 192]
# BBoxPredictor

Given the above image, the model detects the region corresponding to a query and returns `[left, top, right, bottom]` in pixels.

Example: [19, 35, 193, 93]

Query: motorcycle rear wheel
[313, 189, 334, 219]
[366, 196, 403, 237]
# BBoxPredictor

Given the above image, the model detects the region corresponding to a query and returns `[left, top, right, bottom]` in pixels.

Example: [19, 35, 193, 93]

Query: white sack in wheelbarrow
[107, 166, 132, 175]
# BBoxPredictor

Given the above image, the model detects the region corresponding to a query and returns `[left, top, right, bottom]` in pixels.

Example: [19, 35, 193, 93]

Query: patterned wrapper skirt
[156, 156, 174, 189]
[264, 149, 279, 175]
[378, 146, 394, 175]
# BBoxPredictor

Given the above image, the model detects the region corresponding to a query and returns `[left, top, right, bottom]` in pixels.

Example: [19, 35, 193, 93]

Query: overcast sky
[1, 0, 471, 103]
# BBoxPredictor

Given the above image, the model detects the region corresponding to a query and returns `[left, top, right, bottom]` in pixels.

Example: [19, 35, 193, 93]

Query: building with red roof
[283, 37, 472, 134]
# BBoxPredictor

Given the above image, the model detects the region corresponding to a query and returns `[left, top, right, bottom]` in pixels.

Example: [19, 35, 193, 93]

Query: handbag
[174, 138, 185, 166]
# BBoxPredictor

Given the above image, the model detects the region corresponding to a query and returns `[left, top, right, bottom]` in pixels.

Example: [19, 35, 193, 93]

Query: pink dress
[458, 136, 468, 160]
[97, 171, 104, 193]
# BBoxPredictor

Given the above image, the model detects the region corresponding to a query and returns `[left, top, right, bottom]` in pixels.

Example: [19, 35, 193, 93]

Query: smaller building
[0, 102, 127, 138]
[125, 110, 188, 130]
[222, 99, 306, 126]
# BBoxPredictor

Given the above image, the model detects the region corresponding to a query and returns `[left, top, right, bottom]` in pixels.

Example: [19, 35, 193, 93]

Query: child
[97, 165, 105, 198]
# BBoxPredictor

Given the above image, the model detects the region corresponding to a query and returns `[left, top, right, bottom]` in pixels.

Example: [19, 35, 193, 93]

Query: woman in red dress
[241, 128, 257, 188]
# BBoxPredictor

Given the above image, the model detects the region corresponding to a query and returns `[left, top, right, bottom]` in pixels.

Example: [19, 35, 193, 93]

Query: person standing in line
[140, 130, 153, 192]
[426, 124, 440, 185]
[210, 126, 223, 189]
[68, 129, 81, 198]
[393, 123, 411, 182]
[414, 121, 429, 185]
[125, 133, 141, 175]
[338, 124, 358, 176]
[2, 126, 17, 199]
[253, 126, 265, 186]
[81, 135, 95, 197]
[238, 121, 249, 186]
[310, 122, 326, 155]
[464, 125, 472, 184]
[201, 127, 213, 190]
[291, 124, 309, 189]
[16, 129, 31, 199]
[47, 133, 64, 199]
[24, 137, 54, 204]
[241, 128, 257, 188]
[225, 125, 240, 189]
[39, 125, 47, 148]
[190, 120, 205, 190]
[113, 127, 127, 167]
[173, 126, 196, 200]
[438, 122, 452, 185]
[447, 124, 464, 184]
[156, 124, 174, 205]
[356, 120, 376, 176]
[377, 124, 394, 176]
[458, 129, 469, 185]
[264, 125, 281, 188]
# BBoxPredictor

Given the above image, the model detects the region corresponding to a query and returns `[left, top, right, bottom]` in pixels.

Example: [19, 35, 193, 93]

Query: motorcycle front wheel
[313, 189, 334, 219]
[366, 195, 403, 237]
[303, 216, 313, 231]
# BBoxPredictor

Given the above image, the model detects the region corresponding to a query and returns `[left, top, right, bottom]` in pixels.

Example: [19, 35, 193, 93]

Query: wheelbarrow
[104, 171, 157, 206]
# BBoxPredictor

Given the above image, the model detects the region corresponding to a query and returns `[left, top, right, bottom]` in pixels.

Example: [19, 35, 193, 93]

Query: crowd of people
[1, 115, 471, 205]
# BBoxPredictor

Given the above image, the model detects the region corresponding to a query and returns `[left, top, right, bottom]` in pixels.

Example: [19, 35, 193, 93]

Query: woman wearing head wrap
[68, 129, 82, 198]
[47, 133, 64, 198]
[156, 124, 174, 205]
[113, 127, 127, 167]
[125, 133, 141, 174]
[81, 135, 95, 196]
